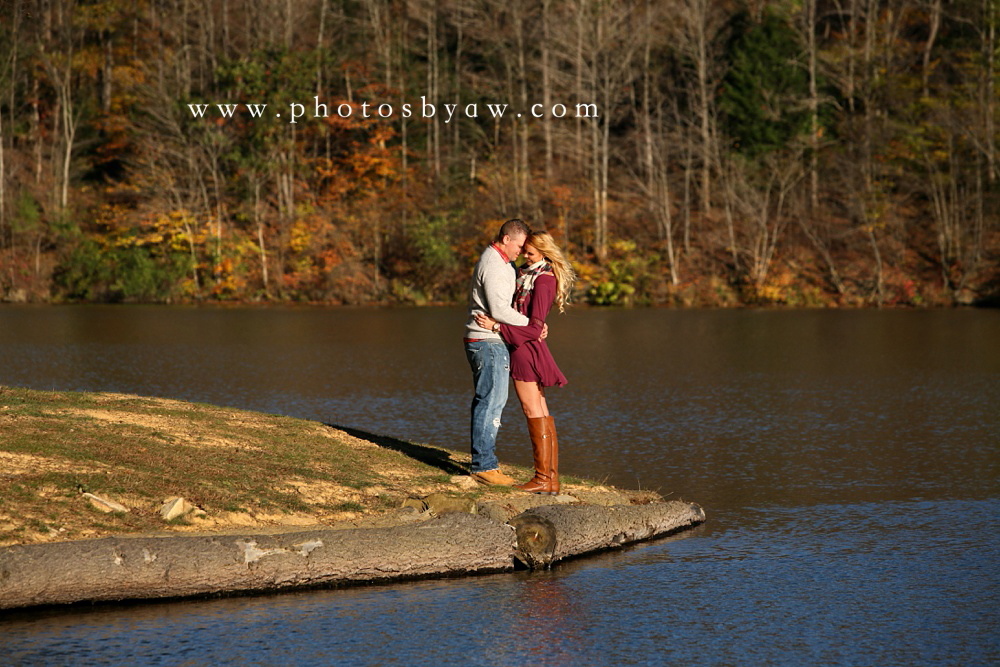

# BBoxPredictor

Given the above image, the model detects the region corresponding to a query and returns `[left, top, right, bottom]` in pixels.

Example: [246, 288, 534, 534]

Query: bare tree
[540, 0, 554, 183]
[922, 0, 942, 99]
[987, 0, 997, 185]
[722, 151, 805, 289]
[669, 0, 725, 216]
[630, 0, 682, 284]
[579, 0, 641, 262]
[39, 0, 80, 213]
[426, 0, 441, 184]
[0, 0, 16, 241]
[802, 0, 820, 211]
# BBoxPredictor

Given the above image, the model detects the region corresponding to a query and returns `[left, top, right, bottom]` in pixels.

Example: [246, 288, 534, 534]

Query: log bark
[0, 501, 706, 610]
[0, 513, 517, 610]
[509, 501, 706, 568]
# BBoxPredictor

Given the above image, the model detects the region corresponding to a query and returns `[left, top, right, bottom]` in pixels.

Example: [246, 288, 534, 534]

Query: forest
[0, 0, 998, 307]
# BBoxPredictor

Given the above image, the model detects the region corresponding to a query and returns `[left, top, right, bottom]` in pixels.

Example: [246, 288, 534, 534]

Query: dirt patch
[281, 478, 365, 507]
[0, 450, 111, 477]
[59, 408, 264, 451]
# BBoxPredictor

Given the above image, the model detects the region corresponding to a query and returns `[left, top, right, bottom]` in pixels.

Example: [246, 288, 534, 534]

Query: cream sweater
[464, 245, 530, 340]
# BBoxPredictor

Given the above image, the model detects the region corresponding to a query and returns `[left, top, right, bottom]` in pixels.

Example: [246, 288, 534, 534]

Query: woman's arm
[498, 275, 556, 348]
[482, 258, 530, 326]
[473, 311, 549, 341]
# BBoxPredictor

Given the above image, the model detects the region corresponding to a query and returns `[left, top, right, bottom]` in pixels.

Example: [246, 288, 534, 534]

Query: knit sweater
[464, 245, 530, 340]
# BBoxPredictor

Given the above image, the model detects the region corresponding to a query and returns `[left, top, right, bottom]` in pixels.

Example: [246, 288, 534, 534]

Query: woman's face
[523, 243, 545, 264]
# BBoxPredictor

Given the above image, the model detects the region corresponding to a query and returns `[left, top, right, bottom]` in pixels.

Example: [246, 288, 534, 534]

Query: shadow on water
[328, 423, 471, 476]
[976, 274, 1000, 306]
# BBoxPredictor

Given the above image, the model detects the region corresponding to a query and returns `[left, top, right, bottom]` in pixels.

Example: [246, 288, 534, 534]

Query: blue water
[4, 498, 998, 666]
[1, 306, 998, 665]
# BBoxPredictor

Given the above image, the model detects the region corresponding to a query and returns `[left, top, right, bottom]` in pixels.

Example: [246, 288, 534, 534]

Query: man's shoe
[471, 469, 516, 486]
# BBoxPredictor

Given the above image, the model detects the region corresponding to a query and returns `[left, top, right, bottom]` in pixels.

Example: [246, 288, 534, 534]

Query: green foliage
[54, 238, 192, 302]
[12, 192, 42, 236]
[53, 238, 112, 300]
[587, 280, 635, 306]
[113, 245, 161, 299]
[585, 241, 657, 306]
[398, 215, 463, 300]
[720, 10, 811, 156]
[412, 215, 460, 275]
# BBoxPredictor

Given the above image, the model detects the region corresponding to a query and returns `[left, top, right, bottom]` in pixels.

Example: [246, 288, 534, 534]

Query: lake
[1, 305, 998, 666]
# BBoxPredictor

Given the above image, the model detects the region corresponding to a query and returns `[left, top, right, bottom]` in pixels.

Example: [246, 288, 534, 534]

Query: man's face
[499, 233, 526, 261]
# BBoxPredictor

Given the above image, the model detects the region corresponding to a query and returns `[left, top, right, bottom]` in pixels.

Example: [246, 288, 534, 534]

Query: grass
[0, 386, 621, 548]
[0, 386, 526, 546]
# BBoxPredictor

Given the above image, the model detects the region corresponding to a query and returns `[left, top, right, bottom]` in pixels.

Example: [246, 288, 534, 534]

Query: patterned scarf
[513, 259, 551, 313]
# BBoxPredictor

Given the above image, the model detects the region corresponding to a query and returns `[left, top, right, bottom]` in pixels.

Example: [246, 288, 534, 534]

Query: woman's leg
[514, 380, 548, 418]
[514, 380, 557, 494]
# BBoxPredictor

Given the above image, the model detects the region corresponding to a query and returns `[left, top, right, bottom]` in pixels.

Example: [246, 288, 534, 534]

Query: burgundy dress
[500, 274, 567, 387]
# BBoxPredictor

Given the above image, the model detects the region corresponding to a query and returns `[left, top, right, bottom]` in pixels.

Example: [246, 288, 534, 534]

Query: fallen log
[0, 501, 706, 610]
[509, 501, 706, 568]
[0, 513, 516, 610]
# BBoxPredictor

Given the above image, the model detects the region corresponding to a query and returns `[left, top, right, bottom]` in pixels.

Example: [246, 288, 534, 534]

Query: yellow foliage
[289, 219, 312, 254]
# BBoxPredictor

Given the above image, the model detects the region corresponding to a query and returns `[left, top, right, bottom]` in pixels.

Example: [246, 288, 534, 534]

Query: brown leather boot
[516, 416, 556, 495]
[546, 415, 559, 495]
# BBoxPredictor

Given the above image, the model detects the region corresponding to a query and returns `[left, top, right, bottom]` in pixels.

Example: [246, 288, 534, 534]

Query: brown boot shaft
[516, 416, 557, 495]
[546, 415, 559, 494]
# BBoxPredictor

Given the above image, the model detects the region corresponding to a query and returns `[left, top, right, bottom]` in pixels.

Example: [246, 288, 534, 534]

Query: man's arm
[483, 265, 529, 326]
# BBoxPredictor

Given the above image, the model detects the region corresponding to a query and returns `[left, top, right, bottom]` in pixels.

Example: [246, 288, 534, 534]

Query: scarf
[513, 259, 551, 313]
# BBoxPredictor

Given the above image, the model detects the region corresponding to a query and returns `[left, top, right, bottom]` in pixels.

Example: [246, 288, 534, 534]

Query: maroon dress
[500, 274, 567, 387]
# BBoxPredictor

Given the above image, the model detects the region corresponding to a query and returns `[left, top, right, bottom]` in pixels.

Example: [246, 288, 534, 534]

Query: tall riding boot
[546, 415, 559, 495]
[516, 416, 554, 495]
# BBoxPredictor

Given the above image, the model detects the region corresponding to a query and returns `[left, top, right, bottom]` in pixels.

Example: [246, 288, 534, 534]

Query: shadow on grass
[327, 424, 470, 476]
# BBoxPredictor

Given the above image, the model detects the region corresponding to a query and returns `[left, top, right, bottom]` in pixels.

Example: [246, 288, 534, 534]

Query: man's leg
[465, 340, 513, 480]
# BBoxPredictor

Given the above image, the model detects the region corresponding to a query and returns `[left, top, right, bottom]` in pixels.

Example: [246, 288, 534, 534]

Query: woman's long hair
[527, 232, 576, 313]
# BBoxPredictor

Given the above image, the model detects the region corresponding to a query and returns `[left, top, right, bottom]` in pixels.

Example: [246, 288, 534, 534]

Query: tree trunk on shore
[0, 514, 516, 610]
[0, 502, 705, 611]
[510, 501, 705, 568]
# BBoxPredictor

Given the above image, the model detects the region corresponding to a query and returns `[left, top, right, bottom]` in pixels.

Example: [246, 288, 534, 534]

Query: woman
[475, 231, 575, 495]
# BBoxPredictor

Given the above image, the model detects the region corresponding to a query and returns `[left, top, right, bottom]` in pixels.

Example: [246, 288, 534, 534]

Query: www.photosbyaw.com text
[187, 96, 600, 124]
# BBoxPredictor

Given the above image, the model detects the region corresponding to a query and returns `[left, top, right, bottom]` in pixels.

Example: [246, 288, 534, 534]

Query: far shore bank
[3, 289, 998, 309]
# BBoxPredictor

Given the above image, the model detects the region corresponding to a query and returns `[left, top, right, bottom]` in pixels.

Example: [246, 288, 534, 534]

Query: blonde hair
[527, 232, 576, 313]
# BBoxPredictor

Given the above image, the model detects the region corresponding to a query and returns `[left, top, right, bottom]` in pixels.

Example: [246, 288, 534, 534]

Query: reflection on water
[1, 306, 998, 665]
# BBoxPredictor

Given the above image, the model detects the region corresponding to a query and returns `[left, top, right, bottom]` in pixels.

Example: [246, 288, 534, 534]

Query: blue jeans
[465, 339, 510, 473]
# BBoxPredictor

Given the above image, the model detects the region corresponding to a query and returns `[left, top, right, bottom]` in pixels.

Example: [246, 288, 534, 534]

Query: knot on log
[509, 514, 557, 569]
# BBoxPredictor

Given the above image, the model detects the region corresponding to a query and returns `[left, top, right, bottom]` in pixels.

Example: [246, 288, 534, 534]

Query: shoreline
[0, 387, 705, 611]
[2, 294, 996, 309]
[0, 499, 705, 612]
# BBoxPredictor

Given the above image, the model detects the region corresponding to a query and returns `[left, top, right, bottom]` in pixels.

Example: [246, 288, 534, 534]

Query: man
[463, 218, 532, 485]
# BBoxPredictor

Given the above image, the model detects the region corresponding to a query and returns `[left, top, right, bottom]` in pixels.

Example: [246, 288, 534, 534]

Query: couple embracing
[463, 218, 575, 495]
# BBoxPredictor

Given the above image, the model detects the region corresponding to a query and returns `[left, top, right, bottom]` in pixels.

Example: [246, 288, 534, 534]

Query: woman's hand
[475, 312, 498, 331]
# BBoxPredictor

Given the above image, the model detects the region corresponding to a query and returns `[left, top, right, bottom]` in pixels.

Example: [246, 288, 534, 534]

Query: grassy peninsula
[0, 386, 613, 548]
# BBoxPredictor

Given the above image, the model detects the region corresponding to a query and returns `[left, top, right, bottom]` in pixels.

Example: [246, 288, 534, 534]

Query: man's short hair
[496, 218, 531, 242]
